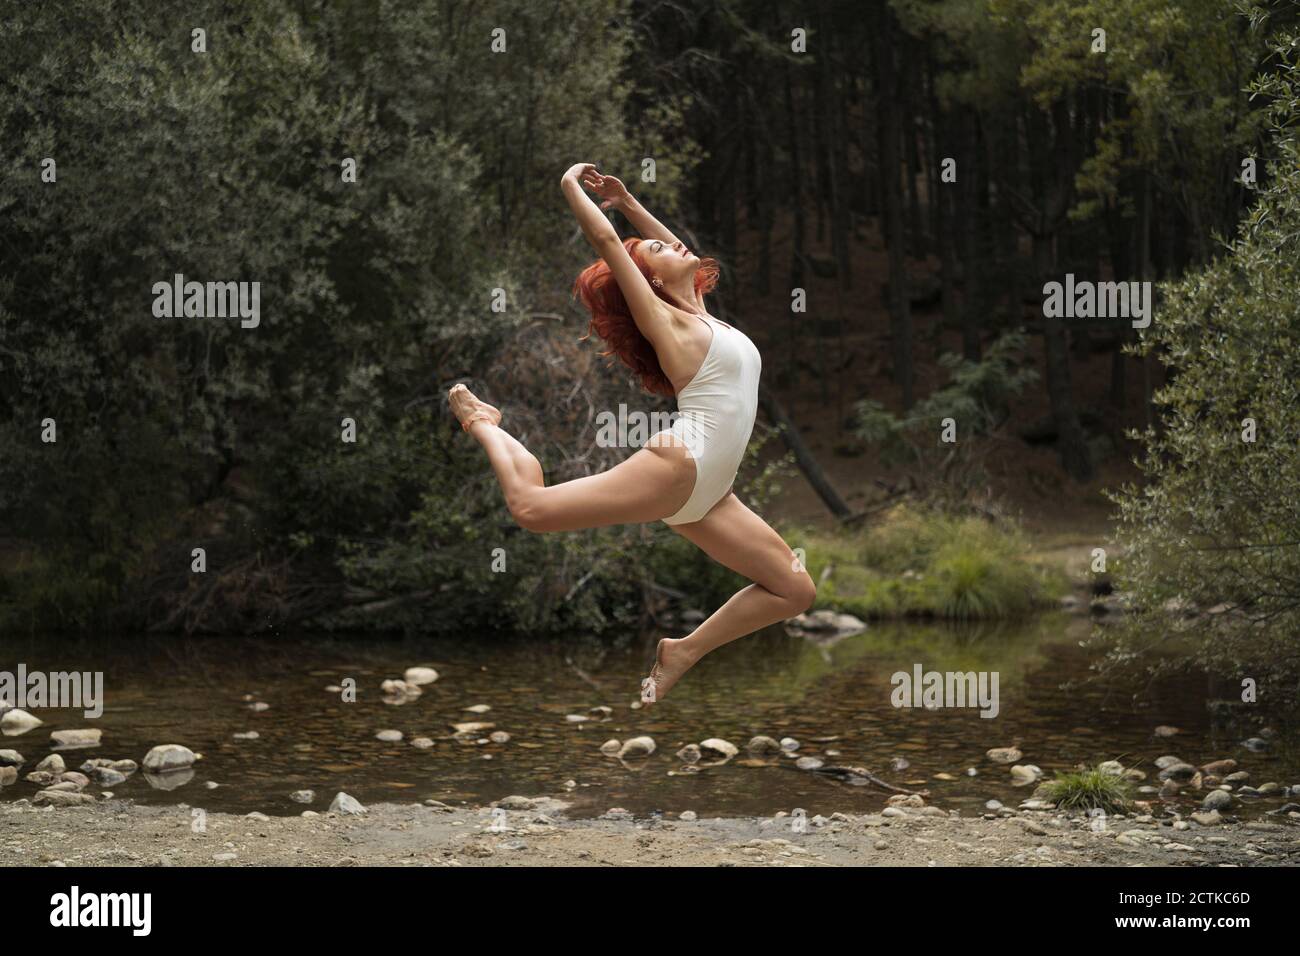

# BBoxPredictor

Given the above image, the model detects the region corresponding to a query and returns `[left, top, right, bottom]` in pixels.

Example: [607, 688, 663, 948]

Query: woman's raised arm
[585, 172, 683, 246]
[561, 163, 671, 345]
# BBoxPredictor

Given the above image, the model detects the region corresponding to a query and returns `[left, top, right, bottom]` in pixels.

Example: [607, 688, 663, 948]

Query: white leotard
[661, 314, 762, 525]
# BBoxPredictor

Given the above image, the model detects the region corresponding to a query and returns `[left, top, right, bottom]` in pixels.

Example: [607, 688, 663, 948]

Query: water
[1, 614, 1295, 819]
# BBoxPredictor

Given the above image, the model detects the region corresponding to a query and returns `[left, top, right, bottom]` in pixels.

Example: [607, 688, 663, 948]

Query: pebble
[0, 709, 43, 733]
[329, 792, 367, 815]
[290, 790, 315, 804]
[746, 736, 782, 754]
[404, 667, 439, 686]
[1190, 810, 1222, 826]
[142, 744, 198, 773]
[699, 738, 739, 760]
[1202, 790, 1233, 811]
[986, 747, 1022, 764]
[410, 737, 434, 749]
[35, 754, 66, 774]
[0, 750, 24, 767]
[617, 736, 655, 758]
[375, 730, 403, 743]
[678, 810, 698, 822]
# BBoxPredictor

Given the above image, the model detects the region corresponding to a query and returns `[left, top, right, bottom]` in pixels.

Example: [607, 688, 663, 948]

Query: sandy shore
[3, 796, 1297, 867]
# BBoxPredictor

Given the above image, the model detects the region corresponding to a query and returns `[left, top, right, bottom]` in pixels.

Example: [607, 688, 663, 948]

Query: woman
[448, 162, 816, 704]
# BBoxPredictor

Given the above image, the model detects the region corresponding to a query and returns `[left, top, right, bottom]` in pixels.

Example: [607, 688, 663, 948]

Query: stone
[796, 756, 824, 771]
[699, 738, 739, 760]
[1202, 790, 1233, 811]
[33, 789, 95, 807]
[410, 737, 434, 749]
[986, 747, 1022, 764]
[1190, 810, 1222, 826]
[329, 792, 367, 815]
[404, 667, 439, 686]
[90, 767, 126, 787]
[0, 750, 24, 767]
[1010, 764, 1043, 786]
[599, 739, 623, 756]
[0, 709, 43, 733]
[375, 730, 403, 742]
[290, 790, 315, 804]
[675, 743, 701, 763]
[50, 729, 103, 748]
[746, 735, 782, 754]
[142, 745, 198, 773]
[618, 736, 656, 758]
[35, 754, 66, 774]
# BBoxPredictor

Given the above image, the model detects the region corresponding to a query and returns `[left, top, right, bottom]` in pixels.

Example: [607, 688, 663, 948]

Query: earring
[651, 277, 663, 289]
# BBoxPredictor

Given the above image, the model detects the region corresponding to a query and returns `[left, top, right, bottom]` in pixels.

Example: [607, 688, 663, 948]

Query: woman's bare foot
[640, 637, 700, 704]
[448, 383, 501, 431]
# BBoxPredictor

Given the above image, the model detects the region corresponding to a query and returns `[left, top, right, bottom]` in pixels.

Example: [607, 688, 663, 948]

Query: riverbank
[3, 796, 1296, 867]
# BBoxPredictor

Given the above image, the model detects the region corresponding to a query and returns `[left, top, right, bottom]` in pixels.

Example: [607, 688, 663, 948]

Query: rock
[887, 793, 925, 808]
[464, 704, 491, 714]
[985, 800, 1003, 811]
[890, 757, 910, 772]
[1010, 764, 1043, 786]
[382, 679, 421, 697]
[564, 714, 590, 723]
[404, 667, 439, 686]
[25, 771, 56, 784]
[678, 810, 697, 822]
[1153, 754, 1183, 769]
[33, 789, 95, 807]
[745, 735, 782, 754]
[588, 705, 613, 718]
[488, 731, 510, 744]
[699, 738, 739, 760]
[1190, 810, 1222, 826]
[0, 709, 43, 734]
[290, 790, 315, 804]
[1153, 725, 1180, 737]
[212, 852, 238, 862]
[1202, 790, 1233, 811]
[59, 772, 89, 789]
[1241, 737, 1269, 753]
[779, 737, 801, 752]
[329, 792, 367, 815]
[35, 754, 66, 774]
[796, 756, 824, 771]
[618, 736, 656, 759]
[246, 811, 270, 822]
[1158, 762, 1197, 782]
[232, 731, 259, 740]
[142, 745, 198, 773]
[1224, 771, 1250, 783]
[599, 739, 623, 756]
[671, 743, 699, 763]
[497, 795, 535, 810]
[1098, 760, 1125, 777]
[247, 701, 270, 712]
[410, 737, 434, 750]
[0, 750, 23, 767]
[987, 747, 1022, 764]
[1202, 759, 1237, 775]
[452, 722, 494, 735]
[90, 767, 126, 787]
[1257, 781, 1282, 796]
[1017, 818, 1048, 836]
[50, 729, 102, 749]
[0, 767, 17, 786]
[375, 729, 403, 743]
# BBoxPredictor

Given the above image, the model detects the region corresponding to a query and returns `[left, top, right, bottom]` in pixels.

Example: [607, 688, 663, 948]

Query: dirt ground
[3, 796, 1297, 868]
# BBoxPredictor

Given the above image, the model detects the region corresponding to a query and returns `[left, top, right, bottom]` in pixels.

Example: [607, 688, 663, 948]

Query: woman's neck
[664, 279, 702, 315]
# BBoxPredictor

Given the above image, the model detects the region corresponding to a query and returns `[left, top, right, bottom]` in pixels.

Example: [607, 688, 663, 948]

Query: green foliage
[0, 0, 685, 634]
[1108, 29, 1300, 694]
[797, 505, 1064, 621]
[1040, 766, 1134, 813]
[852, 331, 1037, 501]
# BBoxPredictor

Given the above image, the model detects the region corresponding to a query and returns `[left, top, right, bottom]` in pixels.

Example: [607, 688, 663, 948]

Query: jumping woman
[448, 162, 816, 704]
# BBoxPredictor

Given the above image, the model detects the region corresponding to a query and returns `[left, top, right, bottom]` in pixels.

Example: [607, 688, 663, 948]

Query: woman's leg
[646, 493, 816, 701]
[450, 385, 696, 531]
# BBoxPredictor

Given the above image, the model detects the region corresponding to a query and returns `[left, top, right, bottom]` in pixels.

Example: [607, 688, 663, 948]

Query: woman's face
[641, 238, 699, 285]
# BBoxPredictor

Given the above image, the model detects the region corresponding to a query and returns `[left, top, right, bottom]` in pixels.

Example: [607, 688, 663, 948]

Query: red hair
[573, 238, 721, 396]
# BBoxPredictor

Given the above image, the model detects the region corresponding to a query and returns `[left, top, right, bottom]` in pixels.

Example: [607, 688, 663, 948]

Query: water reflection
[0, 615, 1293, 819]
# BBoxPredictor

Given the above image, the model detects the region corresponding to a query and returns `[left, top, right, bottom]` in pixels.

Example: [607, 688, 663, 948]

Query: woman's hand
[562, 162, 599, 187]
[582, 170, 631, 210]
